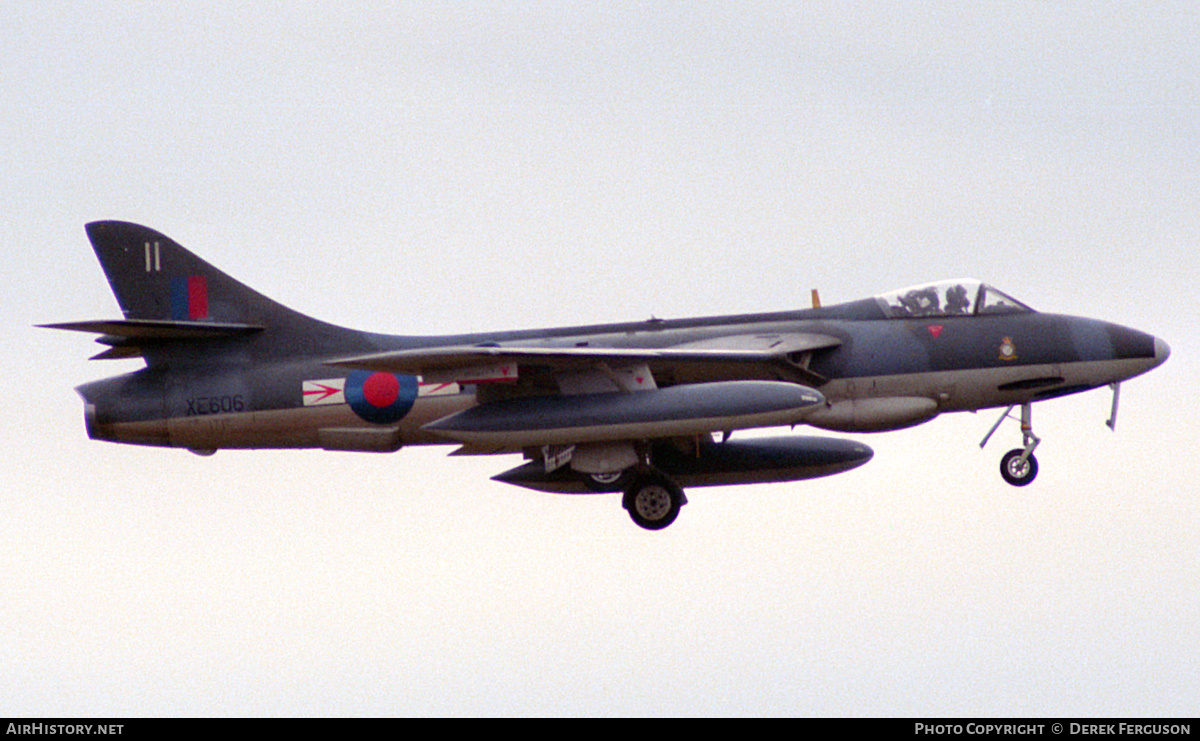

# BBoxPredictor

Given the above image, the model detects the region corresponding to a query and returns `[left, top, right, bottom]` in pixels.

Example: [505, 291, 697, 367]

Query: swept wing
[328, 332, 841, 386]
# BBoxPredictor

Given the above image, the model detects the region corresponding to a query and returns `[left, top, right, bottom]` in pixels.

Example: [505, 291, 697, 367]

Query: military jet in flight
[44, 222, 1170, 530]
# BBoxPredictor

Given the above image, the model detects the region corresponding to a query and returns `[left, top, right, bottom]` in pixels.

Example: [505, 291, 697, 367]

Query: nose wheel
[1000, 448, 1039, 486]
[981, 402, 1041, 486]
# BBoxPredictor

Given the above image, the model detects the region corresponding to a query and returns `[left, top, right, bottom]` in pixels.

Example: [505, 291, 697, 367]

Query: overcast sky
[3, 2, 1197, 716]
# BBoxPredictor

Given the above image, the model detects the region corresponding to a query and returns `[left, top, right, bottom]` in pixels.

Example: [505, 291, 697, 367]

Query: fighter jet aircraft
[44, 222, 1170, 530]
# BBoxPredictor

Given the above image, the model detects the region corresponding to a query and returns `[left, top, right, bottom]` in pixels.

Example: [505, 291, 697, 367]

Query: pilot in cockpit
[945, 283, 971, 315]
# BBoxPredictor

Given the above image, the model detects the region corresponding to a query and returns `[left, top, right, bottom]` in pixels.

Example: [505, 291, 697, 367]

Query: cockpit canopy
[874, 279, 1033, 319]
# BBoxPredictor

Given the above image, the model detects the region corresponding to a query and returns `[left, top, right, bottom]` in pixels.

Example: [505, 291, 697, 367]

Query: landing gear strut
[981, 402, 1040, 486]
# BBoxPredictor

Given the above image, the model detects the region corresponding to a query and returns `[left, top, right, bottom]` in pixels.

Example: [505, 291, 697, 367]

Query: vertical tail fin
[86, 220, 293, 326]
[48, 221, 373, 363]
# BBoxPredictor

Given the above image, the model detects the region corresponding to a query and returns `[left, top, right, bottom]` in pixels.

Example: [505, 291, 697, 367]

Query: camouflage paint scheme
[45, 222, 1169, 530]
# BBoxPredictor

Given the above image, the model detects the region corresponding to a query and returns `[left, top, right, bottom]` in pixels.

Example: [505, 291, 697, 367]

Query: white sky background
[2, 2, 1197, 716]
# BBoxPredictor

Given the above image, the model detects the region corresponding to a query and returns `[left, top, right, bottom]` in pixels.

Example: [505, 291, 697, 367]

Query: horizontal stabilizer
[40, 319, 264, 361]
[40, 319, 265, 340]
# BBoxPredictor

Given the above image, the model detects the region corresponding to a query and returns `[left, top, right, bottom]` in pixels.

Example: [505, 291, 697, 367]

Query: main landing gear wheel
[582, 469, 634, 493]
[1000, 448, 1038, 486]
[623, 473, 685, 531]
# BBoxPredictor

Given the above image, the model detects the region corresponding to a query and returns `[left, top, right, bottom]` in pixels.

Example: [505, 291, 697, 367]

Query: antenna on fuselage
[811, 289, 821, 309]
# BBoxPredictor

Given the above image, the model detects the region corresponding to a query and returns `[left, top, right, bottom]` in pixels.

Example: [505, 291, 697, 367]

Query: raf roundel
[363, 372, 399, 407]
[345, 371, 418, 424]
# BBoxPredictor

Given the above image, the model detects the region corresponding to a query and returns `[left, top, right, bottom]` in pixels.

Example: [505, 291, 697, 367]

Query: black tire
[622, 473, 684, 530]
[1000, 448, 1038, 486]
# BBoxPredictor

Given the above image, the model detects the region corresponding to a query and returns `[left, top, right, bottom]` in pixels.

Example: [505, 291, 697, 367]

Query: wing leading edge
[327, 332, 841, 385]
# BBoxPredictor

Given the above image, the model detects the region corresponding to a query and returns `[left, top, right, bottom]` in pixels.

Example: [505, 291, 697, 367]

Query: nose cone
[1154, 337, 1171, 368]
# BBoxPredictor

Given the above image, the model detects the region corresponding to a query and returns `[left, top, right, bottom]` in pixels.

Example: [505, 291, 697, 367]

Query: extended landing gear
[582, 469, 634, 493]
[622, 471, 686, 531]
[1000, 448, 1038, 486]
[539, 442, 689, 530]
[981, 401, 1041, 487]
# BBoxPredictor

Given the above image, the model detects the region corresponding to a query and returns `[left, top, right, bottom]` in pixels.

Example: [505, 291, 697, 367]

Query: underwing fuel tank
[805, 396, 940, 433]
[493, 435, 874, 493]
[424, 381, 824, 448]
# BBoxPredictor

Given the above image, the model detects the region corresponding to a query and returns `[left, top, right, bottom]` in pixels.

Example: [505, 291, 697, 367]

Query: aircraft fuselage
[77, 305, 1165, 450]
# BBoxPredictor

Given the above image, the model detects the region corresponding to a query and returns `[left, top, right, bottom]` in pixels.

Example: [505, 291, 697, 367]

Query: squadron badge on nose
[998, 336, 1018, 361]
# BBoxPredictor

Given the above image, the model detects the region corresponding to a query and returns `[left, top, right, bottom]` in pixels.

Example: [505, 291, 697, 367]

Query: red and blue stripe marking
[170, 276, 208, 320]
